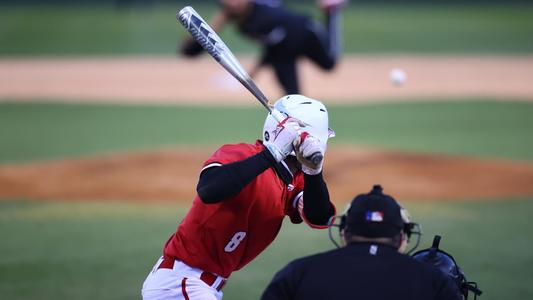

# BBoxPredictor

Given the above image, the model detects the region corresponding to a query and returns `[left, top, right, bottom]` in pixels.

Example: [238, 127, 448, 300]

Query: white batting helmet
[262, 95, 335, 145]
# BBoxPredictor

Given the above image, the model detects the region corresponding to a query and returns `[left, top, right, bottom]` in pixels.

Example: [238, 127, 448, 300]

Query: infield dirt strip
[1, 147, 533, 203]
[2, 56, 533, 103]
[1, 55, 533, 203]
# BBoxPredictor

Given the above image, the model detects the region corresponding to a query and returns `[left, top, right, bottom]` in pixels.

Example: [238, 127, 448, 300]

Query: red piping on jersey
[182, 278, 190, 300]
[298, 197, 337, 229]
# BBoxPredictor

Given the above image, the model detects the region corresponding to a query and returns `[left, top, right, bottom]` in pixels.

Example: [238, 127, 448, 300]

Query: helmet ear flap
[262, 109, 280, 143]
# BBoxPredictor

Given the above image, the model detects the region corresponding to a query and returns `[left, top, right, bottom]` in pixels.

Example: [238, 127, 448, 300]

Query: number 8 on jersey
[224, 231, 247, 252]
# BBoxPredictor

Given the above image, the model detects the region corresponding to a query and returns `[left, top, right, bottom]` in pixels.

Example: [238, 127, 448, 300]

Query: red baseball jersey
[164, 141, 310, 278]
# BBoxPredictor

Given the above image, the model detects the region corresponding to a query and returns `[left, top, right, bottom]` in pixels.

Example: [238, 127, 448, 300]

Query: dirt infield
[1, 146, 533, 203]
[2, 56, 533, 104]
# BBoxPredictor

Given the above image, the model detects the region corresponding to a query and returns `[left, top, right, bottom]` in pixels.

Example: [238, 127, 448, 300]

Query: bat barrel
[177, 6, 272, 113]
[177, 7, 221, 61]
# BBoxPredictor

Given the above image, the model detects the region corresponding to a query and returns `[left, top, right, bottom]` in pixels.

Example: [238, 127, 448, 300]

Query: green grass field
[1, 100, 533, 299]
[1, 100, 533, 163]
[1, 3, 533, 55]
[1, 199, 532, 300]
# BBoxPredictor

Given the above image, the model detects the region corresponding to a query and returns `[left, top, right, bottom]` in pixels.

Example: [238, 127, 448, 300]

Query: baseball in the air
[389, 68, 407, 86]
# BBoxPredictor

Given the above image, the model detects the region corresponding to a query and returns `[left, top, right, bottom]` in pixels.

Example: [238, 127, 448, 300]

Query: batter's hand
[294, 133, 326, 175]
[263, 117, 301, 163]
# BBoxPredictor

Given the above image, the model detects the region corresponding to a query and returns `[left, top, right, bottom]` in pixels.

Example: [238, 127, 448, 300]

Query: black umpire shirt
[261, 242, 462, 300]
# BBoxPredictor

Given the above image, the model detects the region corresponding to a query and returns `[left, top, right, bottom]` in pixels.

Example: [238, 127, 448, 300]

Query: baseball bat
[176, 6, 322, 165]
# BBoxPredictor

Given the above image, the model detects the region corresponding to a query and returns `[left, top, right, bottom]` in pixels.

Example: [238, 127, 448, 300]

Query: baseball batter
[141, 95, 336, 300]
[181, 0, 347, 94]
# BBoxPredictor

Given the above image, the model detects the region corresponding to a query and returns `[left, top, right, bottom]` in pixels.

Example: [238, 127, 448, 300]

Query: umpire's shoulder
[395, 252, 438, 273]
[268, 248, 337, 287]
[283, 247, 341, 273]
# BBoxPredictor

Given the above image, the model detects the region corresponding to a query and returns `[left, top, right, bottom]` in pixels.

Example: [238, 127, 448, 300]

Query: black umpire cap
[344, 185, 405, 238]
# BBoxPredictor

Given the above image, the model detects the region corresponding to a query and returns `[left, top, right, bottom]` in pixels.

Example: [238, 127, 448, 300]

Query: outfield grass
[0, 199, 532, 300]
[1, 3, 533, 55]
[331, 100, 533, 160]
[1, 100, 532, 163]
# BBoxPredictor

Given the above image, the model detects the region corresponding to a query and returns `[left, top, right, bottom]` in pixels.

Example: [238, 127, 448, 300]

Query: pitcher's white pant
[142, 257, 225, 300]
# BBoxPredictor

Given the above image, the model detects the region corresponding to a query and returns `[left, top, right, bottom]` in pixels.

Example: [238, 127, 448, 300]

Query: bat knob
[309, 152, 323, 166]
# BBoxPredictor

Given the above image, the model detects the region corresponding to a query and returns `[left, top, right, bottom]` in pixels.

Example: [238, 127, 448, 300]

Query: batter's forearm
[302, 172, 335, 225]
[197, 150, 277, 203]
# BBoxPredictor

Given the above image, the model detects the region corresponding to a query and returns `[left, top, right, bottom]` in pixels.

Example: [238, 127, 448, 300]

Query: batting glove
[294, 133, 326, 175]
[263, 118, 301, 163]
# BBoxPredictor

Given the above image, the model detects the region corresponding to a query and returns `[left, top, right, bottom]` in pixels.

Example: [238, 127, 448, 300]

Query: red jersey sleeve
[285, 172, 304, 224]
[202, 143, 259, 171]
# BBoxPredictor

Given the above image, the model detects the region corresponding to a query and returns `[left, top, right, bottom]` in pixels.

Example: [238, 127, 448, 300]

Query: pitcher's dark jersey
[232, 2, 336, 93]
[237, 3, 310, 52]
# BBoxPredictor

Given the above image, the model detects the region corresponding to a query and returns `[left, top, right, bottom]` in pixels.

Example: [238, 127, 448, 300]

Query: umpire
[261, 185, 462, 300]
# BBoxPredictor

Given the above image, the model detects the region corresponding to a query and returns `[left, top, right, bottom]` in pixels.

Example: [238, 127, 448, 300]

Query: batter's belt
[158, 256, 227, 291]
